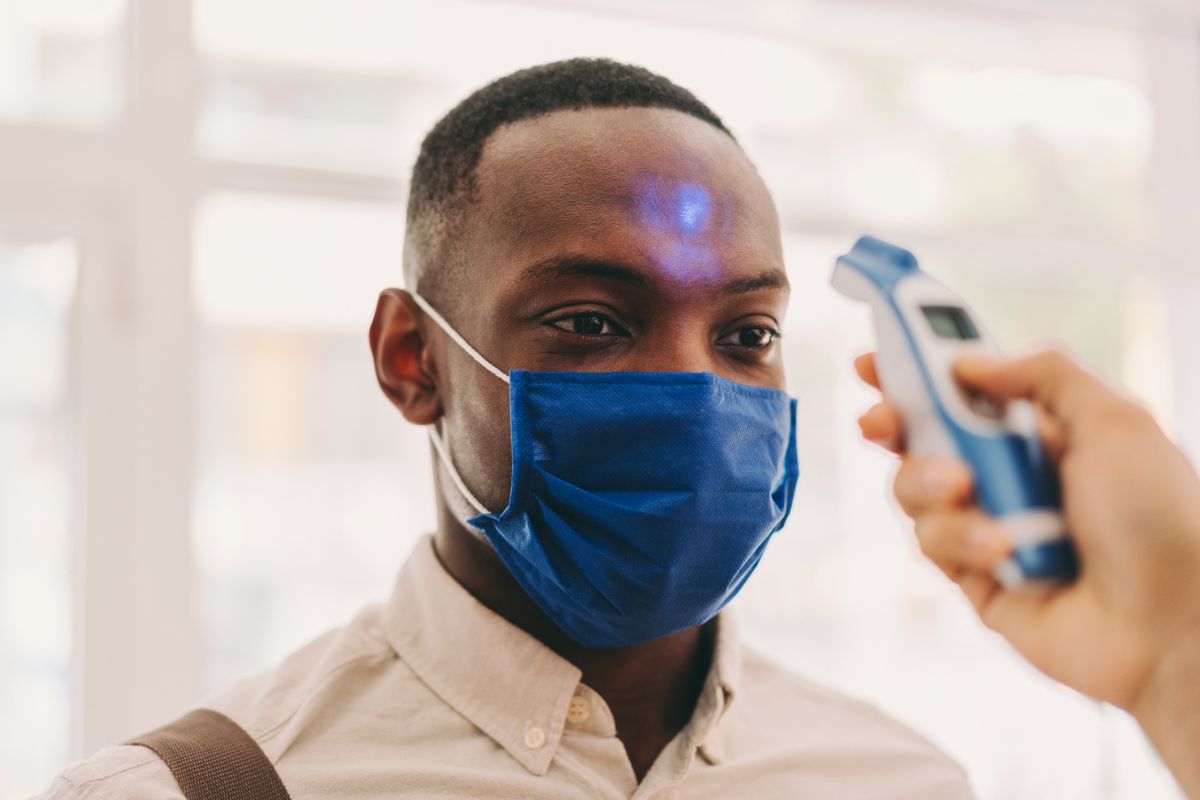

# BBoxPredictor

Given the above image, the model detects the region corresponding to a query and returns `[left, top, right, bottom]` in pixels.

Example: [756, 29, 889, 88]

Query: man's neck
[432, 514, 715, 781]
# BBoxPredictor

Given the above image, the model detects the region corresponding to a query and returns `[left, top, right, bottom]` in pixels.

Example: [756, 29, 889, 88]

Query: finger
[893, 457, 973, 516]
[857, 402, 905, 453]
[953, 350, 1113, 436]
[957, 571, 1003, 617]
[972, 582, 1057, 653]
[853, 353, 881, 390]
[1033, 403, 1065, 462]
[913, 511, 1012, 578]
[954, 571, 1065, 678]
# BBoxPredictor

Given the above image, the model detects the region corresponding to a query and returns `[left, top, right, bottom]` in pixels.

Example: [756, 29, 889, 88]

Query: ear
[369, 288, 443, 425]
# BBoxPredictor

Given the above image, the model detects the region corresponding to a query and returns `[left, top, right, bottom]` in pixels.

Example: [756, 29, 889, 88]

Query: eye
[547, 312, 626, 337]
[717, 325, 779, 350]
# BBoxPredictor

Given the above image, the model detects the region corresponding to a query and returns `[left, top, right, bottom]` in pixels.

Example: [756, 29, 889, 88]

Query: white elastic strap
[426, 424, 490, 517]
[411, 292, 510, 385]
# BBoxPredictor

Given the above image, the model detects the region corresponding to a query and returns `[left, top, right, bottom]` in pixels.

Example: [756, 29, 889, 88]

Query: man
[42, 58, 971, 798]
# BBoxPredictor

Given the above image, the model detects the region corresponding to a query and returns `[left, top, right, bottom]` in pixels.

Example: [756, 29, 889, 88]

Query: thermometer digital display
[832, 235, 1079, 587]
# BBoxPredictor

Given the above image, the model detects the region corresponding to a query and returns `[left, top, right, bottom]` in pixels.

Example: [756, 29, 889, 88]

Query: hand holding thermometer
[831, 235, 1079, 587]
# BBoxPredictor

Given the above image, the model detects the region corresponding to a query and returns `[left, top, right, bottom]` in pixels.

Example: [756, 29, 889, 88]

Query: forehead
[468, 107, 783, 286]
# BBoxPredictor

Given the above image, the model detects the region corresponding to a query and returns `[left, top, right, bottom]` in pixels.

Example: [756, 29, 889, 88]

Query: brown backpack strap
[127, 708, 291, 800]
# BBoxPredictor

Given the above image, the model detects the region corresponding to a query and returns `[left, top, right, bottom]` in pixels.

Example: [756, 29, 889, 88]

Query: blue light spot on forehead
[634, 179, 713, 237]
[632, 175, 726, 283]
[675, 183, 711, 234]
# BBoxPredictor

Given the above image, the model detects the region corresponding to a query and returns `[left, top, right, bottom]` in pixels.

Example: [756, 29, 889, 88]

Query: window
[192, 192, 432, 689]
[3, 2, 1197, 797]
[0, 0, 125, 128]
[0, 236, 78, 800]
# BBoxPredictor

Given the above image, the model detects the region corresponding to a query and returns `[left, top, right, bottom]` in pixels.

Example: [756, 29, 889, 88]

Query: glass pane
[193, 192, 434, 690]
[0, 0, 125, 128]
[811, 56, 1150, 244]
[193, 0, 857, 175]
[194, 1, 1150, 247]
[0, 237, 78, 799]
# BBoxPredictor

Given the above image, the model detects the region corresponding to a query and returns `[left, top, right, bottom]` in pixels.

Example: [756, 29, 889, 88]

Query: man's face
[432, 106, 789, 511]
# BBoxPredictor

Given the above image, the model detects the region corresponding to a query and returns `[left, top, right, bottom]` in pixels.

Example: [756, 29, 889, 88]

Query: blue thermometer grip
[949, 420, 1079, 583]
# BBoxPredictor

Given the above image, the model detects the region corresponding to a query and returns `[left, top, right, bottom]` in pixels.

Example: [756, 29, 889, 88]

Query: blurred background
[2, 0, 1198, 797]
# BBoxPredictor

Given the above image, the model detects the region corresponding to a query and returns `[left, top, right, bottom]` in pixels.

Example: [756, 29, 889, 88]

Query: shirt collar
[693, 611, 740, 765]
[382, 536, 580, 774]
[382, 535, 741, 775]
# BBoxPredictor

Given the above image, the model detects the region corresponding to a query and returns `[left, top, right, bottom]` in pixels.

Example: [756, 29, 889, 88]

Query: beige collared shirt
[42, 536, 973, 799]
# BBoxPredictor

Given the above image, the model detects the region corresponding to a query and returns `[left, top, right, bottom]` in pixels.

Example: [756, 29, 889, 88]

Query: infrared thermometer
[832, 236, 1079, 587]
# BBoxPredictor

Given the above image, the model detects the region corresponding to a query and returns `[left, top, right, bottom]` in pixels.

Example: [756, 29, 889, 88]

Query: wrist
[1131, 623, 1200, 796]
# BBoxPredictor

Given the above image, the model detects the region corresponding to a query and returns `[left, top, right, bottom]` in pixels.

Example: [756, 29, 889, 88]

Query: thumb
[953, 350, 1109, 436]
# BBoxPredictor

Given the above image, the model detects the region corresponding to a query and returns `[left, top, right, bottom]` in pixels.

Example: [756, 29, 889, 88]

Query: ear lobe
[369, 288, 443, 425]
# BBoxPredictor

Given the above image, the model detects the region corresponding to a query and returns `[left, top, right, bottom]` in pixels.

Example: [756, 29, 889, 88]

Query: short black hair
[403, 57, 734, 306]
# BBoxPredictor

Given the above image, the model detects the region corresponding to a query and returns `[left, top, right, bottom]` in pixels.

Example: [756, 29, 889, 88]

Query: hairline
[403, 104, 739, 310]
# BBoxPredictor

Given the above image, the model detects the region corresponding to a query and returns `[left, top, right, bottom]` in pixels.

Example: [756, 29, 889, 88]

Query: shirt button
[567, 696, 591, 725]
[524, 726, 546, 749]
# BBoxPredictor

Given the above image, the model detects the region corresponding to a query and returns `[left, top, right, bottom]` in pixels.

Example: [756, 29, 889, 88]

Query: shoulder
[728, 647, 974, 797]
[36, 603, 399, 799]
[203, 602, 398, 741]
[33, 746, 180, 799]
[736, 646, 949, 747]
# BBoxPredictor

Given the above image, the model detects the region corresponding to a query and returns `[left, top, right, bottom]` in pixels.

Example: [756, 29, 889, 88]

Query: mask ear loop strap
[426, 425, 491, 518]
[410, 292, 510, 385]
[409, 291, 503, 520]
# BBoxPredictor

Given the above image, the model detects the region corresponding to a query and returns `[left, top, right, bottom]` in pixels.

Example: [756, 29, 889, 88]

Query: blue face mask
[413, 293, 800, 649]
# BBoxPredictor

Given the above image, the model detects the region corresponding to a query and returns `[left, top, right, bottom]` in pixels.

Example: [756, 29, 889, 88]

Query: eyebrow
[518, 255, 789, 295]
[521, 255, 651, 288]
[720, 272, 790, 294]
